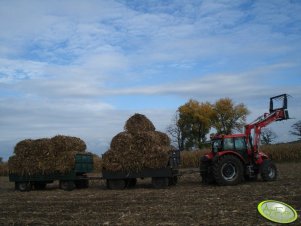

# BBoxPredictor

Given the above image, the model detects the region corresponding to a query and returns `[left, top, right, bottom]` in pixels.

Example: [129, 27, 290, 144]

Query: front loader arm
[245, 94, 289, 152]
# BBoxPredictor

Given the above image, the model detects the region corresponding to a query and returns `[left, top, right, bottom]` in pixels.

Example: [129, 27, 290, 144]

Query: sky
[1, 0, 301, 160]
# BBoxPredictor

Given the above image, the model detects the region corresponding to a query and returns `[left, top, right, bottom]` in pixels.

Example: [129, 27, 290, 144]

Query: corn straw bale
[143, 146, 171, 169]
[51, 135, 86, 153]
[14, 139, 34, 157]
[103, 131, 171, 172]
[91, 153, 102, 173]
[8, 135, 87, 175]
[110, 132, 134, 152]
[124, 113, 156, 134]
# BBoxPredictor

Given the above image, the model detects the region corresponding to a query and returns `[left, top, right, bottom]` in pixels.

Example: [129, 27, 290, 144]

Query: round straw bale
[51, 135, 86, 153]
[8, 135, 87, 175]
[124, 113, 155, 134]
[110, 132, 133, 151]
[14, 139, 34, 156]
[102, 114, 172, 172]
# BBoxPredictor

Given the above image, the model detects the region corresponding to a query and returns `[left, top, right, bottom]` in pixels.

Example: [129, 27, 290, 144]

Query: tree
[261, 128, 277, 145]
[178, 99, 214, 149]
[290, 120, 301, 140]
[166, 113, 185, 151]
[212, 98, 249, 134]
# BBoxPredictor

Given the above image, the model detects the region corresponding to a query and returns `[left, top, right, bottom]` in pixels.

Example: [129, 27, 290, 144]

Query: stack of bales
[8, 135, 86, 175]
[102, 113, 171, 172]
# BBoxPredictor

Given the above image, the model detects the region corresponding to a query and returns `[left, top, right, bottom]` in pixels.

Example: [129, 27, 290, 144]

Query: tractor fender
[215, 151, 247, 164]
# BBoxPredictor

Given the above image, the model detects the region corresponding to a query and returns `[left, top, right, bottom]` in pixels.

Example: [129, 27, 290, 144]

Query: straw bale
[91, 154, 102, 173]
[110, 132, 134, 151]
[124, 113, 155, 134]
[8, 135, 87, 175]
[14, 139, 34, 156]
[51, 135, 86, 153]
[103, 113, 172, 172]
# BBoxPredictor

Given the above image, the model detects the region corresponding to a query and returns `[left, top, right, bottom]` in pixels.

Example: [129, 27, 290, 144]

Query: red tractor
[200, 94, 289, 185]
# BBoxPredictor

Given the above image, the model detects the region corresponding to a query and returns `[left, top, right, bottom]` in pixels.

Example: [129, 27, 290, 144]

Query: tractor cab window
[234, 137, 247, 151]
[223, 138, 234, 150]
[212, 139, 222, 153]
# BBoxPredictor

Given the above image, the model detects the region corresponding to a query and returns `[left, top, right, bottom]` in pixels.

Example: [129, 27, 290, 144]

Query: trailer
[9, 153, 93, 191]
[102, 149, 180, 189]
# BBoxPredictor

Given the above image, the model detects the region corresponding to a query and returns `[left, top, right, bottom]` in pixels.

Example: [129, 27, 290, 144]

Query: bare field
[1, 163, 300, 225]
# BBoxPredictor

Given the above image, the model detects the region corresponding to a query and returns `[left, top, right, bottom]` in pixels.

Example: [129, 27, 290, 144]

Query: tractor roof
[211, 134, 246, 139]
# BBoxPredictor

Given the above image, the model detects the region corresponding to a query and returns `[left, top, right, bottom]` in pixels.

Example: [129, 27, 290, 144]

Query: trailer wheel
[107, 179, 126, 189]
[34, 182, 47, 190]
[213, 155, 243, 186]
[81, 179, 89, 188]
[59, 181, 75, 191]
[127, 179, 137, 188]
[168, 176, 178, 186]
[16, 182, 30, 192]
[152, 177, 168, 189]
[260, 160, 277, 181]
[75, 179, 89, 189]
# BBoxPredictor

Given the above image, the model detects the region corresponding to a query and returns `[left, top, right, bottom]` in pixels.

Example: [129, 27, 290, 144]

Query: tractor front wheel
[260, 160, 277, 181]
[213, 155, 244, 186]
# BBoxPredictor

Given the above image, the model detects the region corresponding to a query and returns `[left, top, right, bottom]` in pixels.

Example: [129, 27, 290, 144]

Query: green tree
[178, 99, 214, 149]
[212, 98, 249, 134]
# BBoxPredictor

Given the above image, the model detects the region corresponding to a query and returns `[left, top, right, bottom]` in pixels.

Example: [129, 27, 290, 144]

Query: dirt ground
[0, 163, 300, 226]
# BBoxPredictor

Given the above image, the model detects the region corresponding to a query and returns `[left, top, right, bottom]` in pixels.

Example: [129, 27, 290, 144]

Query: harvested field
[0, 163, 300, 225]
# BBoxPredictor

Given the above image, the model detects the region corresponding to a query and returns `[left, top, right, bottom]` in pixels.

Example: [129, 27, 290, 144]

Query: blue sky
[1, 0, 301, 160]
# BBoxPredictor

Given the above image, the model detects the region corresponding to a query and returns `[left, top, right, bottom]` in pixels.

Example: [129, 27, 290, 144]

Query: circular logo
[258, 200, 298, 224]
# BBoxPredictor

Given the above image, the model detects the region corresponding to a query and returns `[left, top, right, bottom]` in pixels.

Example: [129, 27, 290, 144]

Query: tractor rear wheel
[260, 160, 277, 181]
[213, 155, 244, 186]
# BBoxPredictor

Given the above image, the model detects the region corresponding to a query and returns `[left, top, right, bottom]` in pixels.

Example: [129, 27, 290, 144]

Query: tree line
[167, 98, 301, 151]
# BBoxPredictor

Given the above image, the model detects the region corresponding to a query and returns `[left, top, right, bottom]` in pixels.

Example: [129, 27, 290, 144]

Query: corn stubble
[102, 113, 172, 172]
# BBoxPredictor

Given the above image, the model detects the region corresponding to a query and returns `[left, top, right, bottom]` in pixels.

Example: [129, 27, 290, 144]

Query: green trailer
[9, 153, 93, 191]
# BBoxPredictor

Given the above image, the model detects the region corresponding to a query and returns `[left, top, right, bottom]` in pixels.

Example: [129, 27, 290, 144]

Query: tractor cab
[210, 134, 250, 162]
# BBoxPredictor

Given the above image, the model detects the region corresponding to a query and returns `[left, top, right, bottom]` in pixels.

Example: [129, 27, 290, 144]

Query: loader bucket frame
[269, 94, 288, 113]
